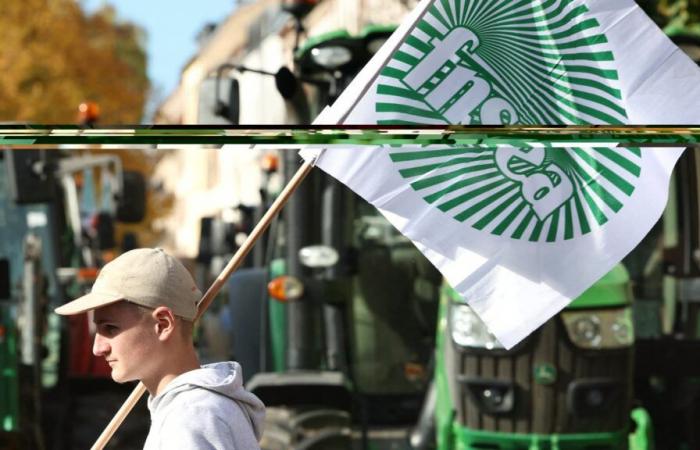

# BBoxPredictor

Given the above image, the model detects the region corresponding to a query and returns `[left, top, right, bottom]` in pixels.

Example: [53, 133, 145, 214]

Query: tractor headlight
[570, 315, 602, 347]
[366, 36, 389, 54]
[310, 46, 353, 69]
[561, 308, 634, 349]
[299, 245, 339, 268]
[450, 303, 503, 350]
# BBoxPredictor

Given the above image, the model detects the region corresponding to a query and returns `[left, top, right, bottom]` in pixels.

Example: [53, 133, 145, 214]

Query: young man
[55, 248, 265, 449]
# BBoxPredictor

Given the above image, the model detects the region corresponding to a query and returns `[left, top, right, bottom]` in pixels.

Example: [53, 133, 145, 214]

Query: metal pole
[91, 158, 316, 450]
[284, 152, 318, 370]
[321, 178, 348, 373]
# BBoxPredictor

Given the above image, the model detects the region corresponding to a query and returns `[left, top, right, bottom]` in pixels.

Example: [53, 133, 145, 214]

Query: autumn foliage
[638, 0, 700, 30]
[0, 0, 149, 123]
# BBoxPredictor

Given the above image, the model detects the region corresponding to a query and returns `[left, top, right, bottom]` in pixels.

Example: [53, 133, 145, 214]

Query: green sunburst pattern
[376, 0, 642, 242]
[388, 146, 641, 242]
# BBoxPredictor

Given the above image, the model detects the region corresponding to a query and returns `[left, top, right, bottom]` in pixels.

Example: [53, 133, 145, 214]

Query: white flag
[301, 0, 700, 348]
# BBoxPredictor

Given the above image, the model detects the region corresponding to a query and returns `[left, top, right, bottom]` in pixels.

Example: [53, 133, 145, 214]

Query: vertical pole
[284, 152, 318, 370]
[321, 178, 348, 373]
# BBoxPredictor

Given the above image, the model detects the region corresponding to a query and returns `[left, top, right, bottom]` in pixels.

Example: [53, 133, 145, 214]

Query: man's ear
[152, 307, 176, 341]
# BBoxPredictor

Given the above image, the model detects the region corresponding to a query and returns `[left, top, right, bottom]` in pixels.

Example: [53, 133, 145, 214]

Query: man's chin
[111, 373, 125, 383]
[110, 371, 135, 384]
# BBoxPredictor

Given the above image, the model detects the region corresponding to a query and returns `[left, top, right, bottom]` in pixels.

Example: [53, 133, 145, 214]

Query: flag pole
[91, 157, 316, 450]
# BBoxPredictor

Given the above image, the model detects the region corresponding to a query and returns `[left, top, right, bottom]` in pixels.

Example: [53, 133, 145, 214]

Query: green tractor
[430, 264, 650, 450]
[246, 164, 441, 449]
[0, 149, 69, 450]
[200, 20, 445, 448]
[418, 29, 700, 450]
[0, 148, 150, 450]
[417, 151, 700, 450]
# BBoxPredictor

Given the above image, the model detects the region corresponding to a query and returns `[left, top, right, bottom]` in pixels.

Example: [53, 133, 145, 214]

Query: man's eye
[101, 325, 118, 334]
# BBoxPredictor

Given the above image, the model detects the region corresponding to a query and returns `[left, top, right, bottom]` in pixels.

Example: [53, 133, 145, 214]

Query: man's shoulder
[149, 386, 262, 450]
[164, 386, 245, 415]
[146, 404, 238, 450]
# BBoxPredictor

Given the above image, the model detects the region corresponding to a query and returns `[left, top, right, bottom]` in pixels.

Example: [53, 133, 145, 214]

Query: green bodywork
[0, 156, 63, 439]
[568, 264, 631, 309]
[442, 422, 651, 450]
[449, 428, 628, 450]
[267, 225, 436, 398]
[268, 258, 287, 373]
[0, 304, 19, 433]
[296, 29, 353, 60]
[439, 264, 630, 309]
[295, 24, 398, 62]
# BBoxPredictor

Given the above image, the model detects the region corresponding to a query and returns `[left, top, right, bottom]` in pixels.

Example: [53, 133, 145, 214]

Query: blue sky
[82, 0, 236, 101]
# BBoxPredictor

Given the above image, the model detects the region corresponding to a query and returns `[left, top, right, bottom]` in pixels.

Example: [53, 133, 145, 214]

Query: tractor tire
[260, 407, 352, 450]
[259, 407, 295, 450]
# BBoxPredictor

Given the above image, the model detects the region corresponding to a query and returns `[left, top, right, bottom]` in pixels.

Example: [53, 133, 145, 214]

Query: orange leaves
[0, 0, 149, 124]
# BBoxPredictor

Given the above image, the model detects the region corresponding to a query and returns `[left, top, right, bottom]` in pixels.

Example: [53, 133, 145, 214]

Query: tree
[0, 0, 149, 123]
[638, 0, 700, 32]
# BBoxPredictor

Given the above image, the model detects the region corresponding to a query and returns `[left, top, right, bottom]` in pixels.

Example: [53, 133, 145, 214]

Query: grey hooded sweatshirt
[144, 362, 265, 450]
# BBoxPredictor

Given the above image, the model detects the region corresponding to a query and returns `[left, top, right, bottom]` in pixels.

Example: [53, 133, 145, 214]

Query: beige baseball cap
[55, 248, 201, 321]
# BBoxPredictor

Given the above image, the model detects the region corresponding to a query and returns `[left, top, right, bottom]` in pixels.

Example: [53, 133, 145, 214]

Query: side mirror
[4, 149, 55, 204]
[281, 0, 318, 19]
[217, 78, 240, 124]
[116, 170, 146, 223]
[198, 76, 240, 124]
[275, 67, 298, 100]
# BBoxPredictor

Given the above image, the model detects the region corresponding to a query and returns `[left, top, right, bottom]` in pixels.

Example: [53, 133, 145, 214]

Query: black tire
[260, 407, 352, 450]
[259, 407, 295, 450]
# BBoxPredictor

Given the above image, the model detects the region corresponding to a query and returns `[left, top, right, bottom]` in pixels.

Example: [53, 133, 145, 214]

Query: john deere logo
[534, 363, 557, 385]
[377, 1, 642, 242]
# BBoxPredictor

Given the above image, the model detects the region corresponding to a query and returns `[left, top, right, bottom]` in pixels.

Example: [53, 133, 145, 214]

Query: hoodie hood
[148, 361, 265, 440]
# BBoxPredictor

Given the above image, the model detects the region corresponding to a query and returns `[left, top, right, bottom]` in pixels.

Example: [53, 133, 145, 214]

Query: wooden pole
[91, 158, 315, 450]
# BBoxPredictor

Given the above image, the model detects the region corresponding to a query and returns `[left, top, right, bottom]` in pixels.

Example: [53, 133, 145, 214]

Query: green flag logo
[377, 0, 641, 242]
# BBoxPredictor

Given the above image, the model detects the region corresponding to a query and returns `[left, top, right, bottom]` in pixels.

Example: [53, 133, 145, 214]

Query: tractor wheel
[260, 407, 352, 450]
[259, 407, 295, 450]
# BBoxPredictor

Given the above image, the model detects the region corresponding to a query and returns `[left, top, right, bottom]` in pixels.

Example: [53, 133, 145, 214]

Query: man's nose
[93, 333, 109, 356]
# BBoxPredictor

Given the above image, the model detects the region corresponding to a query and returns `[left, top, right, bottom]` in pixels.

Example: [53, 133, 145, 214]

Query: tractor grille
[451, 317, 633, 435]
